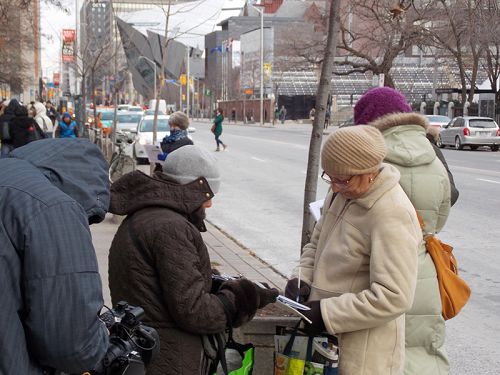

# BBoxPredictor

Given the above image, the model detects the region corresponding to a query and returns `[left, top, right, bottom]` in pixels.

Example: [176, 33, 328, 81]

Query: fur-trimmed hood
[369, 113, 436, 168]
[369, 112, 429, 132]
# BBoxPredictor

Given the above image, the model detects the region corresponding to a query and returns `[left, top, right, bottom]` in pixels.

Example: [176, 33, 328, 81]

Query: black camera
[89, 301, 160, 375]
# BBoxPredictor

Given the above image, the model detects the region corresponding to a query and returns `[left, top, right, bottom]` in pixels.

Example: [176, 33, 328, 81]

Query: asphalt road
[185, 120, 500, 374]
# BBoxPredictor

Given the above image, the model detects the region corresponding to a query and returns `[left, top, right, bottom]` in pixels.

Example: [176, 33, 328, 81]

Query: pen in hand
[296, 267, 301, 303]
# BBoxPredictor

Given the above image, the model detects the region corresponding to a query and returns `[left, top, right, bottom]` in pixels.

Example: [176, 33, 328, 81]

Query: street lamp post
[248, 1, 265, 126]
[139, 55, 157, 100]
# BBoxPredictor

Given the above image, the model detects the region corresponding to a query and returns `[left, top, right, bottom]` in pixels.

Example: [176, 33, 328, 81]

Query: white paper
[309, 199, 325, 221]
[143, 144, 162, 163]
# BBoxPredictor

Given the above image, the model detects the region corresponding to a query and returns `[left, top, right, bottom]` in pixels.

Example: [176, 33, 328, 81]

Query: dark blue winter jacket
[0, 138, 110, 374]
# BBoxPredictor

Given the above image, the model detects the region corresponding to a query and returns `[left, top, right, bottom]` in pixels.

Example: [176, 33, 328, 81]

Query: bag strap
[283, 320, 302, 356]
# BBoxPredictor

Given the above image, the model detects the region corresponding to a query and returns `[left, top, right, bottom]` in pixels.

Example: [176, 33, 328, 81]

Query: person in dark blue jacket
[0, 138, 110, 374]
[55, 111, 79, 138]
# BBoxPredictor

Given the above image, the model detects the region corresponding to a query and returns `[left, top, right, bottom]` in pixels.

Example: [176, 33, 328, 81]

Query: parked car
[128, 106, 143, 113]
[117, 104, 130, 111]
[134, 115, 171, 163]
[425, 115, 451, 128]
[116, 111, 143, 132]
[437, 116, 500, 151]
[144, 109, 166, 116]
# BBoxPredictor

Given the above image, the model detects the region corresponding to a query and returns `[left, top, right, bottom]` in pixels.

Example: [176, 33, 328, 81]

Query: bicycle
[109, 131, 136, 183]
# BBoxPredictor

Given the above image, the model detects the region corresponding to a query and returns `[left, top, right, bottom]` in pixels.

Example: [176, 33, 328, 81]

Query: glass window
[427, 116, 450, 124]
[140, 119, 169, 132]
[468, 119, 497, 128]
[100, 112, 114, 121]
[118, 114, 142, 124]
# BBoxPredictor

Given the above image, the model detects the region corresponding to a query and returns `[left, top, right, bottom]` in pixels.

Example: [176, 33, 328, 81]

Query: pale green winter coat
[294, 164, 420, 375]
[370, 113, 451, 375]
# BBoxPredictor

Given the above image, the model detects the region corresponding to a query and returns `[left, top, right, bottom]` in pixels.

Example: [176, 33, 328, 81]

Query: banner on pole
[62, 29, 76, 62]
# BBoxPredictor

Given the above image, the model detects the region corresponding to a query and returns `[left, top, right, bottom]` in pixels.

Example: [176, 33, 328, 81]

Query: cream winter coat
[370, 113, 451, 375]
[295, 164, 420, 375]
[33, 102, 54, 134]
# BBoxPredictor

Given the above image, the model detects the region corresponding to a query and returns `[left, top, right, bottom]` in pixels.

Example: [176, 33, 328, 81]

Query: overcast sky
[40, 0, 77, 78]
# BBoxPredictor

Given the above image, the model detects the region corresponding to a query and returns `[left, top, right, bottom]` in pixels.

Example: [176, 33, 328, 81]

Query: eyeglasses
[321, 171, 352, 186]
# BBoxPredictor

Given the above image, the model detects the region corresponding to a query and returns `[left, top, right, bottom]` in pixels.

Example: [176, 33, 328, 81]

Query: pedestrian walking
[212, 108, 227, 151]
[56, 112, 79, 138]
[1, 100, 45, 157]
[274, 106, 279, 125]
[285, 125, 420, 374]
[279, 105, 287, 124]
[231, 107, 236, 123]
[158, 111, 193, 160]
[324, 108, 331, 129]
[46, 101, 57, 125]
[108, 145, 278, 375]
[32, 101, 55, 138]
[0, 139, 110, 374]
[354, 87, 453, 375]
[309, 107, 316, 122]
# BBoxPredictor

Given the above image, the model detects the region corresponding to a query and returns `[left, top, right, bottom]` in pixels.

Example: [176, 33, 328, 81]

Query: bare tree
[424, 0, 484, 104]
[335, 0, 427, 88]
[478, 1, 500, 103]
[301, 0, 341, 248]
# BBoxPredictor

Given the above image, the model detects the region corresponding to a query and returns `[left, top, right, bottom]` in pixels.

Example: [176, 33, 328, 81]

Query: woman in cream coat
[286, 126, 421, 374]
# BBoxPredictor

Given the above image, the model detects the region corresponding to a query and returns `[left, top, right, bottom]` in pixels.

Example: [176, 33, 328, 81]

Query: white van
[149, 99, 167, 114]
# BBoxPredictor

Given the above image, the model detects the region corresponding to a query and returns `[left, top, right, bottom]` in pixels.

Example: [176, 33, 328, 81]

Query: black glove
[217, 279, 278, 327]
[285, 278, 311, 303]
[301, 300, 326, 336]
[255, 282, 279, 309]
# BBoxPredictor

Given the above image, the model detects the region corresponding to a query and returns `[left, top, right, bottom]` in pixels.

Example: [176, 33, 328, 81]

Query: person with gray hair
[108, 145, 278, 375]
[158, 111, 193, 161]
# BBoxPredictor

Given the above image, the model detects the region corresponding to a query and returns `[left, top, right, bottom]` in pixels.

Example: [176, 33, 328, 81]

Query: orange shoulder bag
[416, 212, 471, 320]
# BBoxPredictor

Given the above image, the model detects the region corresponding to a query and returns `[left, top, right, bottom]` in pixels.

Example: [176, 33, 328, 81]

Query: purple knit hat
[354, 87, 412, 125]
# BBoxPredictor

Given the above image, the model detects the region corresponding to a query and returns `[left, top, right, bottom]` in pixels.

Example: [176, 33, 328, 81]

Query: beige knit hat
[321, 125, 386, 176]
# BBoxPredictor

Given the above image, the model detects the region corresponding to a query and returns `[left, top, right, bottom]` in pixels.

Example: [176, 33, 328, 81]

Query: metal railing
[87, 126, 113, 160]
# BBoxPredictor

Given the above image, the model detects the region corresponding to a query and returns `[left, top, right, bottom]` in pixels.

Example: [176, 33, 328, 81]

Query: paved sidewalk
[91, 215, 288, 306]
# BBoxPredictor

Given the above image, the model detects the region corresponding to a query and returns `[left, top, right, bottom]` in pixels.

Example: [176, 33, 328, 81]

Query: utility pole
[248, 1, 265, 126]
[186, 46, 190, 118]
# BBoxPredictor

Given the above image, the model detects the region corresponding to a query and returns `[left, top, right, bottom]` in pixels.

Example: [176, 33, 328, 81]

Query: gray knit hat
[321, 125, 386, 176]
[162, 145, 221, 193]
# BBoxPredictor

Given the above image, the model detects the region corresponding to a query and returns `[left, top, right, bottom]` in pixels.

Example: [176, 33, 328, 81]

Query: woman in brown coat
[108, 145, 278, 375]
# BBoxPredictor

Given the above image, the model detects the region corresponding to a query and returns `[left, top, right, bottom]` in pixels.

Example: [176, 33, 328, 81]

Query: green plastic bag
[214, 329, 254, 375]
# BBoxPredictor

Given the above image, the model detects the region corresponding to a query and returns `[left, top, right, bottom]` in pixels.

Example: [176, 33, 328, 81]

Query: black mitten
[255, 283, 279, 308]
[301, 300, 326, 336]
[285, 278, 311, 303]
[217, 278, 260, 327]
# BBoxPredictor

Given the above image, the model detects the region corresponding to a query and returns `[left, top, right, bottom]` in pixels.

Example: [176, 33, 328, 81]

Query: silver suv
[437, 116, 500, 151]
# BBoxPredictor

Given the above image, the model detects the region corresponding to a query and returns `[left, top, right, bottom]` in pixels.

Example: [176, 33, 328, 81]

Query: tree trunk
[81, 78, 87, 137]
[300, 0, 340, 250]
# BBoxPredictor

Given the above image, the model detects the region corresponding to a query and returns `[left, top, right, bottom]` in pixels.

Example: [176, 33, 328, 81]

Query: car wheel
[437, 135, 444, 148]
[455, 136, 464, 150]
[470, 145, 478, 151]
[491, 145, 499, 152]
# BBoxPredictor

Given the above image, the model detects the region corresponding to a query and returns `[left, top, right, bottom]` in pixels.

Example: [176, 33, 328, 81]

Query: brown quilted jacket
[108, 171, 233, 375]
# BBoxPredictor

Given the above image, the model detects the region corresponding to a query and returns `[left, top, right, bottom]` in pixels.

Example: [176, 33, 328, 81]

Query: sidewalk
[91, 215, 288, 306]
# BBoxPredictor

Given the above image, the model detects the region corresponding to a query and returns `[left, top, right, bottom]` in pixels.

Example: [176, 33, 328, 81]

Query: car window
[100, 112, 114, 121]
[118, 114, 142, 124]
[129, 107, 143, 112]
[428, 116, 450, 123]
[140, 119, 169, 132]
[468, 119, 497, 129]
[453, 118, 464, 127]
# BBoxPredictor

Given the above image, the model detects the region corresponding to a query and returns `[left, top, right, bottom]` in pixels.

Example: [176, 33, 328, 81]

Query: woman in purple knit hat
[354, 87, 453, 375]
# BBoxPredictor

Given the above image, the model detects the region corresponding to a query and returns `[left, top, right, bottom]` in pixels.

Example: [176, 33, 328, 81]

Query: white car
[134, 115, 171, 163]
[128, 106, 144, 113]
[116, 111, 143, 132]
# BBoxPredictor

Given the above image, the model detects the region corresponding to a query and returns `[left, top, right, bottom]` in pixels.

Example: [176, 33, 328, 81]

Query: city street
[186, 120, 500, 374]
